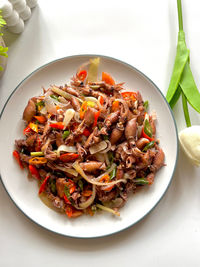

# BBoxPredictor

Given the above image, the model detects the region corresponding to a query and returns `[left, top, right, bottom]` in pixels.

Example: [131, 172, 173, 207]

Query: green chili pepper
[103, 135, 109, 141]
[142, 141, 155, 152]
[143, 101, 149, 111]
[64, 185, 70, 198]
[108, 151, 114, 166]
[134, 178, 149, 185]
[50, 179, 57, 194]
[110, 167, 117, 180]
[50, 94, 59, 101]
[78, 179, 83, 191]
[166, 0, 200, 127]
[62, 130, 70, 139]
[144, 119, 153, 138]
[36, 100, 44, 108]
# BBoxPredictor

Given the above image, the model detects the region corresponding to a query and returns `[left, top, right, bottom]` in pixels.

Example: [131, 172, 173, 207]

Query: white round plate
[0, 55, 178, 238]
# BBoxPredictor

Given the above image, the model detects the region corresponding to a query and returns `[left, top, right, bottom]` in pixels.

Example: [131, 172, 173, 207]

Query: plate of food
[0, 55, 178, 238]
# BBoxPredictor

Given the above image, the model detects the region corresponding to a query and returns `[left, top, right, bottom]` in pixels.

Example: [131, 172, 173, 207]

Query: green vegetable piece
[166, 31, 189, 104]
[142, 141, 155, 152]
[179, 61, 200, 113]
[143, 101, 149, 111]
[64, 185, 70, 198]
[166, 0, 200, 127]
[78, 179, 83, 191]
[50, 94, 59, 101]
[182, 91, 191, 127]
[134, 178, 149, 185]
[62, 130, 70, 139]
[103, 135, 109, 141]
[169, 85, 182, 109]
[36, 100, 44, 107]
[50, 179, 57, 194]
[109, 167, 117, 180]
[144, 119, 153, 138]
[108, 151, 114, 165]
[30, 151, 44, 157]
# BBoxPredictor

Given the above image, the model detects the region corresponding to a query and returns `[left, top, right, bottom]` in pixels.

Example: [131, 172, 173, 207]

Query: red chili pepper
[141, 126, 154, 141]
[63, 195, 71, 204]
[59, 153, 79, 163]
[49, 122, 64, 130]
[38, 175, 50, 194]
[93, 110, 101, 127]
[77, 70, 87, 81]
[34, 116, 46, 124]
[99, 95, 104, 105]
[29, 165, 41, 180]
[121, 91, 137, 101]
[83, 128, 91, 137]
[23, 126, 32, 135]
[65, 205, 73, 217]
[13, 150, 24, 169]
[102, 72, 115, 85]
[67, 179, 76, 194]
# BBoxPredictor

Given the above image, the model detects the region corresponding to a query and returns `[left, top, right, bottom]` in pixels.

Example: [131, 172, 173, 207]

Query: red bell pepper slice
[99, 95, 104, 105]
[102, 72, 115, 85]
[38, 175, 50, 194]
[35, 137, 42, 152]
[63, 195, 71, 204]
[59, 153, 79, 162]
[29, 165, 41, 180]
[13, 150, 24, 169]
[23, 126, 32, 135]
[77, 70, 87, 81]
[49, 122, 64, 130]
[83, 128, 91, 137]
[93, 110, 101, 127]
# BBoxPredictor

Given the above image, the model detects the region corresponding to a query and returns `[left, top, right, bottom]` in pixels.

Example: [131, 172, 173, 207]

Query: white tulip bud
[179, 125, 200, 166]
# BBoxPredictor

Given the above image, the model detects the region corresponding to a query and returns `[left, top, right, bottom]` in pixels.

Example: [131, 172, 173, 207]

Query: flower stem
[182, 92, 191, 127]
[177, 0, 183, 31]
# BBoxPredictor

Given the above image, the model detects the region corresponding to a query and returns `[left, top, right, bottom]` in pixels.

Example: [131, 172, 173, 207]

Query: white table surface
[0, 0, 200, 266]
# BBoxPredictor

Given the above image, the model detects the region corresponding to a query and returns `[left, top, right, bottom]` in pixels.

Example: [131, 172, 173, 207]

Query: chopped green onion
[108, 151, 114, 166]
[36, 100, 44, 106]
[64, 185, 70, 198]
[50, 94, 59, 101]
[134, 178, 149, 185]
[30, 151, 44, 157]
[144, 119, 153, 138]
[142, 141, 155, 152]
[103, 135, 109, 141]
[62, 130, 70, 139]
[143, 101, 149, 111]
[109, 166, 117, 180]
[78, 179, 83, 191]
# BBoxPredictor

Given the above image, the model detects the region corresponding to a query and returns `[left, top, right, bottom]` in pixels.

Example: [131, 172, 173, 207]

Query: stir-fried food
[13, 58, 165, 218]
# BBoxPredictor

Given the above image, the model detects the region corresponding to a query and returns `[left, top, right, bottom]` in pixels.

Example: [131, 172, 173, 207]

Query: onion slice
[75, 185, 96, 210]
[54, 165, 78, 177]
[44, 97, 57, 115]
[100, 140, 111, 154]
[56, 145, 77, 157]
[96, 204, 120, 216]
[63, 108, 75, 129]
[89, 141, 108, 155]
[72, 162, 126, 186]
[51, 86, 83, 103]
